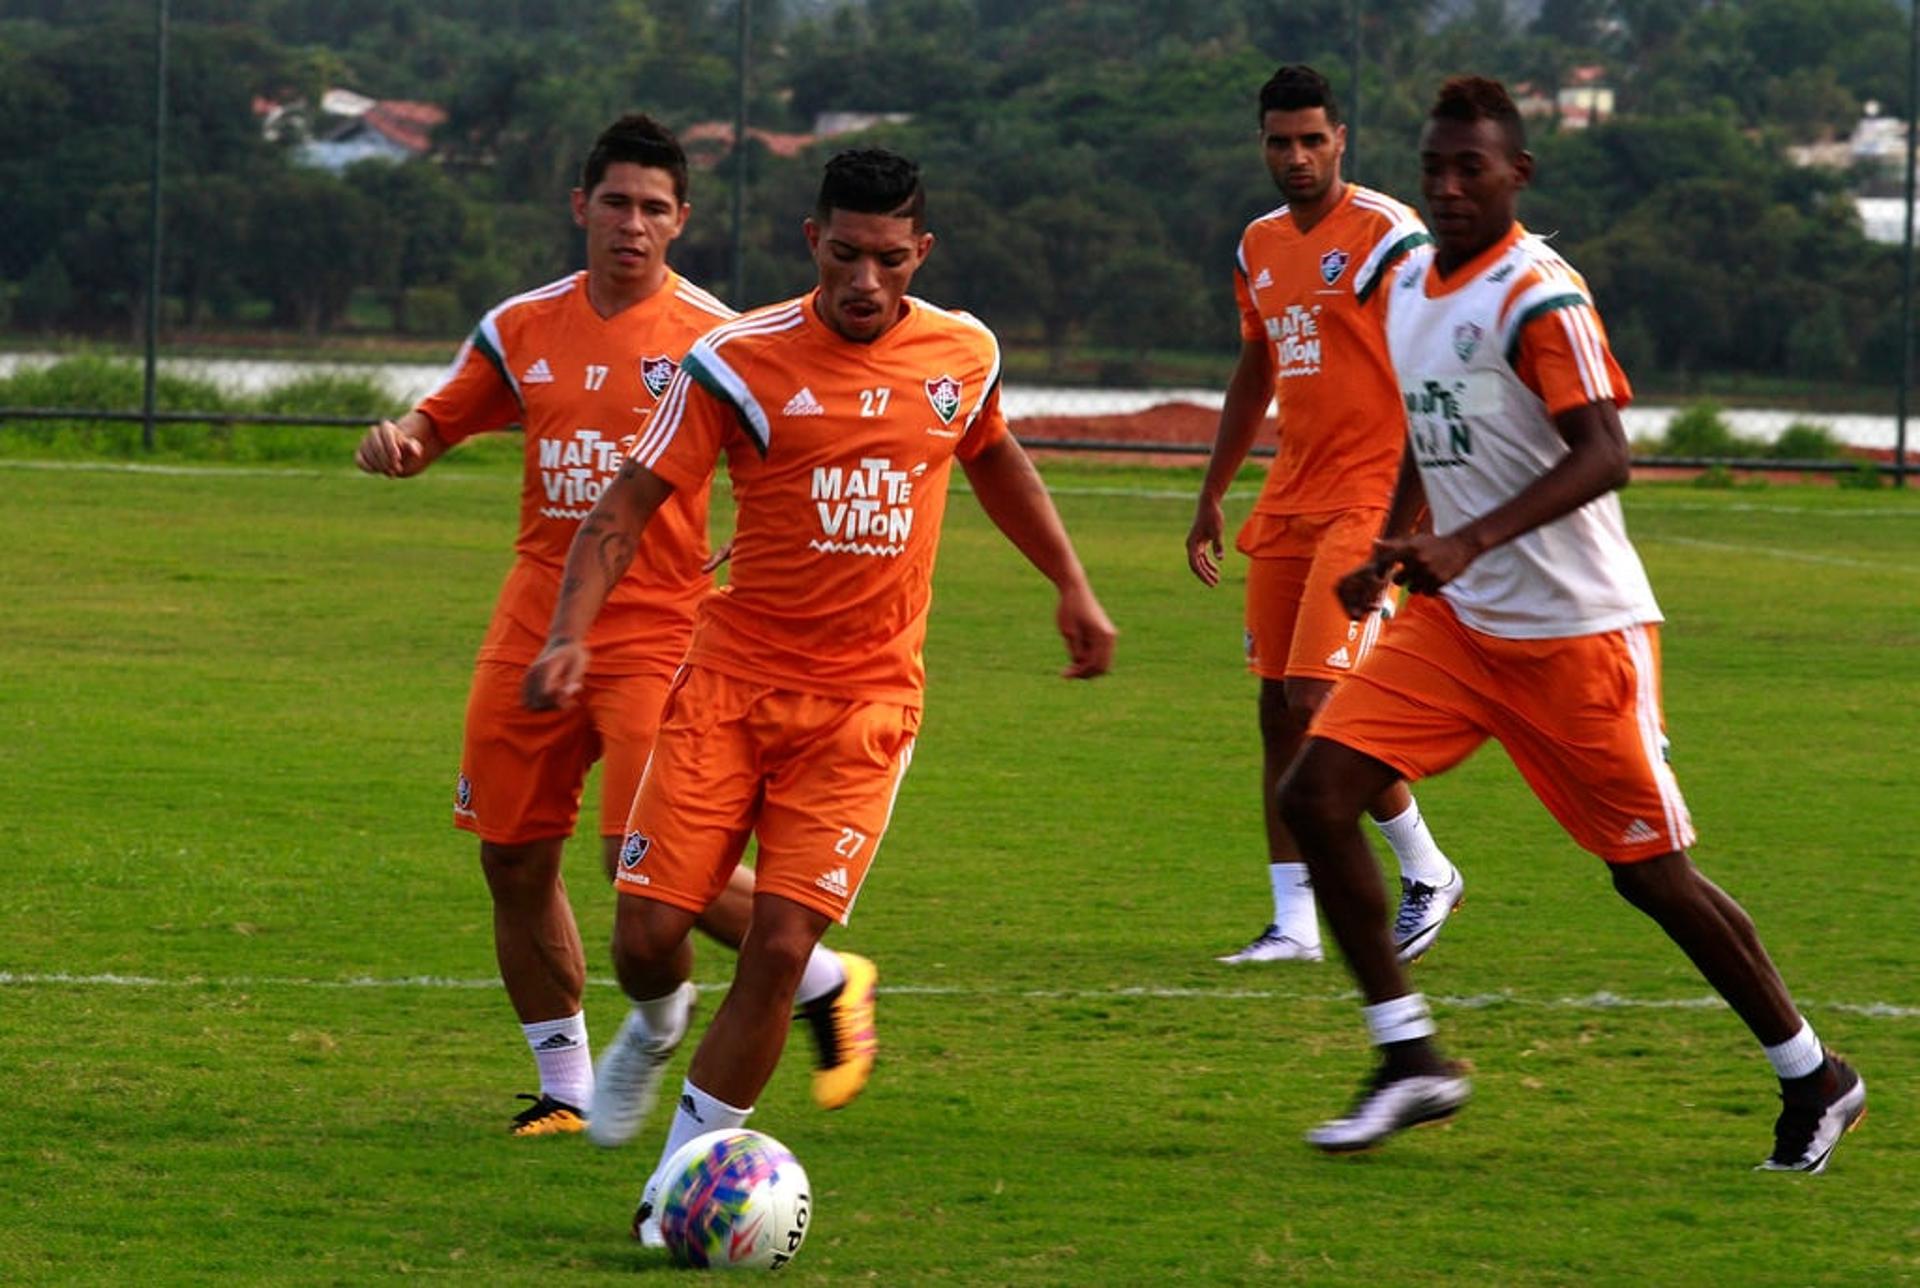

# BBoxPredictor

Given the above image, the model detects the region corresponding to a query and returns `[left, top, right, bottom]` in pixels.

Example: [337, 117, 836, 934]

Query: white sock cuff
[794, 946, 847, 1008]
[682, 1077, 754, 1122]
[1363, 993, 1436, 1046]
[1763, 1020, 1823, 1080]
[1374, 800, 1420, 832]
[521, 1011, 588, 1049]
[633, 982, 693, 1041]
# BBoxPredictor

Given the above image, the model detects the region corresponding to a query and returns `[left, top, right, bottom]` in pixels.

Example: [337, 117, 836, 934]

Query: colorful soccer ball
[656, 1128, 812, 1271]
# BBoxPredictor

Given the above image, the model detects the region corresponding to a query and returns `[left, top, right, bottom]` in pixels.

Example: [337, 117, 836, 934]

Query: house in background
[253, 87, 446, 173]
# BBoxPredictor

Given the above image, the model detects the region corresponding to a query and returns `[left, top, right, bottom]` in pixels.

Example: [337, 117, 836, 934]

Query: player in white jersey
[1275, 76, 1864, 1171]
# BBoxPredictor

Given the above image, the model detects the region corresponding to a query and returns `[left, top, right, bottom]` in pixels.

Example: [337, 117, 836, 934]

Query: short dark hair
[1429, 75, 1527, 157]
[1258, 64, 1341, 126]
[581, 113, 689, 203]
[814, 149, 925, 230]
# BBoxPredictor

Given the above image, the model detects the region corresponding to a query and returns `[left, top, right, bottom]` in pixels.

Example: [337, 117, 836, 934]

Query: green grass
[1, 456, 1916, 1285]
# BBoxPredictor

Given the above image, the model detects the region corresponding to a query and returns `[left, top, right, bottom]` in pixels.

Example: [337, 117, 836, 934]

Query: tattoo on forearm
[597, 532, 636, 583]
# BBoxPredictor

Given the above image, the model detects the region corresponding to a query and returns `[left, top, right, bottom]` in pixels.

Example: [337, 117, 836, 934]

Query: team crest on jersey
[618, 831, 652, 870]
[924, 373, 963, 425]
[1319, 248, 1351, 285]
[1453, 321, 1485, 362]
[639, 354, 677, 398]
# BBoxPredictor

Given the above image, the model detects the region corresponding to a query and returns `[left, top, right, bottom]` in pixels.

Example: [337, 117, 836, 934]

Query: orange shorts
[1309, 595, 1696, 863]
[1240, 508, 1389, 682]
[614, 665, 920, 925]
[454, 660, 672, 845]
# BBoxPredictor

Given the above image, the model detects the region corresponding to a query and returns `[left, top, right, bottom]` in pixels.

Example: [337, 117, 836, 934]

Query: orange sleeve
[630, 368, 733, 493]
[1234, 261, 1262, 343]
[956, 379, 1010, 462]
[415, 337, 521, 445]
[1512, 301, 1634, 417]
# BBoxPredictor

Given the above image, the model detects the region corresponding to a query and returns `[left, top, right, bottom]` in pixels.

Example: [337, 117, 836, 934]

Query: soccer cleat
[509, 1092, 587, 1137]
[798, 951, 878, 1110]
[1306, 1064, 1471, 1153]
[1215, 924, 1324, 964]
[1394, 867, 1465, 964]
[1757, 1053, 1867, 1174]
[630, 1189, 665, 1248]
[588, 980, 697, 1148]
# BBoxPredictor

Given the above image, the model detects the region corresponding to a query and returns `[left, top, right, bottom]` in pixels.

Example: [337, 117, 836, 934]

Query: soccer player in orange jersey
[523, 148, 1116, 1242]
[354, 116, 874, 1138]
[1187, 65, 1462, 967]
[1280, 77, 1864, 1168]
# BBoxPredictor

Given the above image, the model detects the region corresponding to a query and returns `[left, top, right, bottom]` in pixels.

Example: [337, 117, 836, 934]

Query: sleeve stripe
[683, 347, 772, 455]
[1356, 229, 1434, 304]
[472, 318, 523, 411]
[1561, 304, 1615, 403]
[632, 365, 695, 467]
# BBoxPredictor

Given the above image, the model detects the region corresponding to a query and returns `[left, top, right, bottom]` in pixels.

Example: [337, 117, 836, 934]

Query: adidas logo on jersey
[1620, 818, 1661, 845]
[522, 358, 554, 384]
[1325, 645, 1353, 669]
[783, 386, 825, 417]
[814, 866, 851, 898]
[1254, 267, 1274, 289]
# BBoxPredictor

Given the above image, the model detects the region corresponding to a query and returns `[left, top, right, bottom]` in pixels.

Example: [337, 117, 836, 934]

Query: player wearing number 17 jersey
[523, 149, 1116, 1245]
[1280, 77, 1864, 1169]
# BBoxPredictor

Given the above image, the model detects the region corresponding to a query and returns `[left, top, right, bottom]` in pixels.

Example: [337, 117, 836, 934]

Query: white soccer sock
[522, 1011, 593, 1108]
[1268, 862, 1320, 944]
[1763, 1020, 1824, 1080]
[1374, 799, 1454, 888]
[793, 946, 847, 1009]
[631, 982, 694, 1044]
[1362, 993, 1436, 1047]
[648, 1078, 754, 1201]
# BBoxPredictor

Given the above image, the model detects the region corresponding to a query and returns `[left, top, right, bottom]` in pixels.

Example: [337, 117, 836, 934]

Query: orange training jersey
[417, 269, 736, 674]
[1233, 184, 1431, 540]
[631, 291, 1008, 705]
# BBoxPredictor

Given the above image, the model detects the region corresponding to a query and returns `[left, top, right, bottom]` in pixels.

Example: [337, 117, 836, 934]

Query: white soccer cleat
[1216, 924, 1324, 964]
[588, 981, 696, 1149]
[1307, 1066, 1471, 1152]
[1393, 866, 1464, 964]
[630, 1177, 666, 1248]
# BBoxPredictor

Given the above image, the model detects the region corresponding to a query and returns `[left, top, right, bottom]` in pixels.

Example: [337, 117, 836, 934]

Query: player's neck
[584, 264, 670, 319]
[1434, 220, 1519, 280]
[1290, 177, 1346, 234]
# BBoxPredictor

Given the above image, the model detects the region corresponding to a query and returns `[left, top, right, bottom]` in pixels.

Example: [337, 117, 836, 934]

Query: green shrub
[1692, 463, 1737, 488]
[1837, 461, 1884, 489]
[1769, 421, 1843, 460]
[1659, 402, 1763, 458]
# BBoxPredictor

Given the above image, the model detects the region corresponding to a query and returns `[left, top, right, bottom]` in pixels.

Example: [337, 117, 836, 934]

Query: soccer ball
[656, 1128, 812, 1271]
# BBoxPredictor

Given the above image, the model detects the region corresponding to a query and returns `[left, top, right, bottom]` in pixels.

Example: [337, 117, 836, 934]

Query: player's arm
[353, 409, 448, 478]
[962, 434, 1117, 680]
[1186, 335, 1276, 587]
[1378, 400, 1629, 597]
[522, 460, 677, 709]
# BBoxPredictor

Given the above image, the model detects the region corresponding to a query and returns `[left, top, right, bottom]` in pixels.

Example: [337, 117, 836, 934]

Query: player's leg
[1298, 509, 1463, 962]
[631, 686, 909, 1244]
[594, 675, 861, 1088]
[1497, 622, 1864, 1171]
[1218, 552, 1321, 962]
[458, 660, 598, 1135]
[589, 666, 758, 1149]
[1608, 853, 1865, 1172]
[1279, 598, 1488, 1150]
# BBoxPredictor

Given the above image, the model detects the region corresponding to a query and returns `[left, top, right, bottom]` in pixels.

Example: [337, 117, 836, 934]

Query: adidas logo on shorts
[1325, 645, 1353, 669]
[1620, 818, 1661, 845]
[814, 866, 850, 898]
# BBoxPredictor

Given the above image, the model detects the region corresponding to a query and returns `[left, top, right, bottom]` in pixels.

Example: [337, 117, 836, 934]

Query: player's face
[1261, 107, 1345, 206]
[805, 208, 934, 343]
[572, 162, 689, 292]
[1418, 116, 1533, 265]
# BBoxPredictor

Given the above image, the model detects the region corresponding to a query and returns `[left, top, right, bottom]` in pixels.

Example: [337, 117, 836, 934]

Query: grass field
[1, 453, 1916, 1285]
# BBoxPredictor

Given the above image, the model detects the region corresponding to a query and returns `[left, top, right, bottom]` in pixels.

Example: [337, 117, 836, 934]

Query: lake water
[0, 351, 1907, 452]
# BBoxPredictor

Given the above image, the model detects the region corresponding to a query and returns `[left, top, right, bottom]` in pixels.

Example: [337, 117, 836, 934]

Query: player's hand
[522, 639, 590, 711]
[1335, 560, 1392, 620]
[1372, 532, 1481, 597]
[1185, 495, 1226, 587]
[354, 418, 426, 477]
[1057, 582, 1117, 680]
[700, 540, 734, 574]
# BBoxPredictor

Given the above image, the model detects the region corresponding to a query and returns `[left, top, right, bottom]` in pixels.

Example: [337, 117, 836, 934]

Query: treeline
[0, 0, 1909, 386]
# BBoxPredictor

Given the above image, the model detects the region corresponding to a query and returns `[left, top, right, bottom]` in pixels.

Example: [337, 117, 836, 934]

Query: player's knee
[610, 898, 687, 971]
[1277, 756, 1346, 842]
[479, 839, 563, 898]
[1608, 850, 1690, 912]
[738, 919, 820, 992]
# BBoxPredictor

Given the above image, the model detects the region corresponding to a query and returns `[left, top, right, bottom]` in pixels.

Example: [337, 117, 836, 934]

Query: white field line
[0, 971, 1912, 1020]
[1638, 533, 1914, 572]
